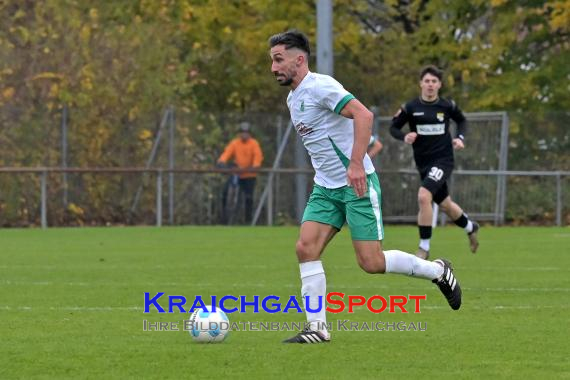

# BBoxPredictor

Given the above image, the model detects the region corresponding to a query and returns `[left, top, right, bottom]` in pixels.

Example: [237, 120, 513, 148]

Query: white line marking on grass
[0, 280, 91, 286]
[421, 305, 570, 310]
[2, 264, 564, 271]
[0, 305, 143, 312]
[0, 264, 271, 270]
[1, 280, 570, 292]
[472, 287, 570, 292]
[1, 305, 568, 312]
[476, 267, 563, 271]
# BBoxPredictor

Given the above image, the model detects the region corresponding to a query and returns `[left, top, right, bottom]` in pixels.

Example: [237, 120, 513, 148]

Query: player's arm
[367, 139, 383, 158]
[340, 99, 373, 198]
[390, 105, 416, 144]
[450, 100, 467, 150]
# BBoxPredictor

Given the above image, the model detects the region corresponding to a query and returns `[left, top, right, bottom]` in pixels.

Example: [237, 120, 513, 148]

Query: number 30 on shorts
[428, 166, 444, 181]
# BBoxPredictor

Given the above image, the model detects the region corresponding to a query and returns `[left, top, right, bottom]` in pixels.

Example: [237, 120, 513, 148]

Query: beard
[278, 77, 293, 86]
[274, 69, 296, 86]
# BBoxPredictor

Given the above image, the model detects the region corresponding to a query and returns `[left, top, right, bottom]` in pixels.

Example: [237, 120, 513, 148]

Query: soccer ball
[188, 305, 230, 343]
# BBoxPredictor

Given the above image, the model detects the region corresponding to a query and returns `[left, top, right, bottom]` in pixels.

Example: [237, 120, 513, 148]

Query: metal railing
[0, 167, 568, 228]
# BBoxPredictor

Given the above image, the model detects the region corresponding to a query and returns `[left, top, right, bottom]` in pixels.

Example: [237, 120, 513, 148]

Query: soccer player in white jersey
[269, 30, 462, 344]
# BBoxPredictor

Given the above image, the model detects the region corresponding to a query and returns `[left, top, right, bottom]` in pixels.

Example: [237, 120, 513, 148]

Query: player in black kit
[390, 65, 479, 259]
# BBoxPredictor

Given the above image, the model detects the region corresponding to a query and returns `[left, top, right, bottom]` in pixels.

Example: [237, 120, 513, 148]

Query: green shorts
[301, 172, 384, 241]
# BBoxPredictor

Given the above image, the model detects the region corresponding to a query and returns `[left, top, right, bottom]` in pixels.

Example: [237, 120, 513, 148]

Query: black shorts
[418, 162, 454, 204]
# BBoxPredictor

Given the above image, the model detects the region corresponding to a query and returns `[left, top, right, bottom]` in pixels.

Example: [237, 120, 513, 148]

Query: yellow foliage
[48, 83, 59, 98]
[548, 1, 570, 32]
[127, 80, 138, 94]
[183, 4, 193, 20]
[491, 0, 508, 6]
[13, 9, 26, 20]
[31, 72, 64, 81]
[80, 25, 91, 42]
[129, 106, 140, 121]
[139, 129, 152, 140]
[227, 91, 241, 107]
[67, 203, 85, 217]
[2, 87, 15, 99]
[80, 65, 94, 79]
[16, 26, 30, 43]
[81, 77, 93, 90]
[89, 8, 99, 21]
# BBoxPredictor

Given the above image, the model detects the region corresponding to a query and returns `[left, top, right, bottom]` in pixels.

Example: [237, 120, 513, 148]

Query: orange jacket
[218, 138, 264, 178]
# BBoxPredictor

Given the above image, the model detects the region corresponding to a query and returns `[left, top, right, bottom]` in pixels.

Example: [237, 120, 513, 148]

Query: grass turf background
[1, 226, 569, 379]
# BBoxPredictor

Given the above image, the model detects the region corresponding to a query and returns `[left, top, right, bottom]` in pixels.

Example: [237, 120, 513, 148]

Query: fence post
[41, 170, 47, 229]
[497, 112, 510, 225]
[267, 176, 273, 226]
[168, 106, 175, 225]
[275, 116, 282, 224]
[252, 121, 293, 226]
[156, 170, 162, 227]
[61, 105, 68, 208]
[294, 135, 308, 222]
[556, 172, 562, 226]
[130, 109, 170, 217]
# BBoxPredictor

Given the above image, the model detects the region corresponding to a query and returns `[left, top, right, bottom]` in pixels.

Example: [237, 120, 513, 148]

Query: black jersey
[390, 97, 467, 168]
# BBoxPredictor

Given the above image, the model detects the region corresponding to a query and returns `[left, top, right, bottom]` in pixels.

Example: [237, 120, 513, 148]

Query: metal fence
[373, 112, 509, 224]
[0, 167, 568, 228]
[0, 108, 568, 227]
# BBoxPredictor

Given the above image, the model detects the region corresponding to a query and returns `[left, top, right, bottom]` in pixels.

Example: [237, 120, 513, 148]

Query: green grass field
[1, 226, 569, 379]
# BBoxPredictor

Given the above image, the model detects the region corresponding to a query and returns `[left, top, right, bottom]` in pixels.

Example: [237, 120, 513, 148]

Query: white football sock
[419, 239, 430, 251]
[384, 250, 444, 280]
[299, 261, 328, 335]
[464, 220, 474, 233]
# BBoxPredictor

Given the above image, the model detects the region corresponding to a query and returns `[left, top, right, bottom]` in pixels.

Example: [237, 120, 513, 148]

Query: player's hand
[452, 138, 465, 150]
[347, 162, 367, 198]
[404, 132, 417, 144]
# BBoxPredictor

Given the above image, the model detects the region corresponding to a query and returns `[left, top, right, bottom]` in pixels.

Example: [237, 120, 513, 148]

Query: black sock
[454, 213, 469, 228]
[419, 225, 432, 240]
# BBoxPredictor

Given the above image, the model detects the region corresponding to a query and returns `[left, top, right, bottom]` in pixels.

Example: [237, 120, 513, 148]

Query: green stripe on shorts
[301, 172, 384, 241]
[346, 172, 384, 241]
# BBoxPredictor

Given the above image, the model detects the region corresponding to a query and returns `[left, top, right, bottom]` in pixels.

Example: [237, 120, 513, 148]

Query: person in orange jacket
[217, 122, 264, 223]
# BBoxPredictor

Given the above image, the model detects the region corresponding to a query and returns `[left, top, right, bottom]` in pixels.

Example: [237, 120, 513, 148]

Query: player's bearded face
[274, 66, 295, 86]
[270, 46, 298, 86]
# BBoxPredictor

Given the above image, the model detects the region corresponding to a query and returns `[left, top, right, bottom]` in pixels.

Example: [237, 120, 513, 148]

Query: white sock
[299, 261, 328, 336]
[384, 250, 444, 280]
[464, 220, 473, 233]
[419, 239, 430, 251]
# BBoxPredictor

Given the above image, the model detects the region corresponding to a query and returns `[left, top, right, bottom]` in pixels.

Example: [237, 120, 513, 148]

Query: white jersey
[287, 72, 375, 189]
